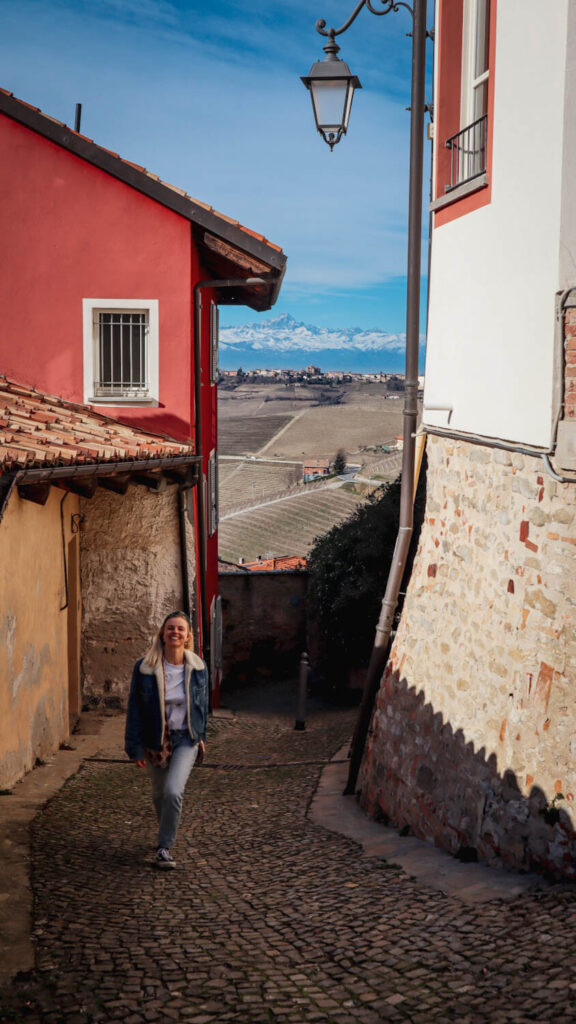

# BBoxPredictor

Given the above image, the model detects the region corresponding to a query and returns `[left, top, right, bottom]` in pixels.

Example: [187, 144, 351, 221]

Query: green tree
[307, 468, 426, 688]
[333, 449, 347, 475]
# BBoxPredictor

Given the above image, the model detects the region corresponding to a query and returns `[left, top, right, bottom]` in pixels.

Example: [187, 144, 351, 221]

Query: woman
[125, 610, 209, 869]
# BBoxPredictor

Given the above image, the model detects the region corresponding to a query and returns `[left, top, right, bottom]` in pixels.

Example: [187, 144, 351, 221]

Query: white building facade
[360, 0, 576, 877]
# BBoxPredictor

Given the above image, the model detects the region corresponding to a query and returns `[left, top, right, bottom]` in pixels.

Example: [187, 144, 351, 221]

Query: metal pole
[74, 103, 82, 133]
[345, 0, 427, 795]
[295, 652, 309, 730]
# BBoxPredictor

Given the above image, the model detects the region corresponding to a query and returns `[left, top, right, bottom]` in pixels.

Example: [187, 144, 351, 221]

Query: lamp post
[302, 0, 428, 794]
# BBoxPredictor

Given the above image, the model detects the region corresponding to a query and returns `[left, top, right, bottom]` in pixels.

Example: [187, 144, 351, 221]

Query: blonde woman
[125, 610, 209, 869]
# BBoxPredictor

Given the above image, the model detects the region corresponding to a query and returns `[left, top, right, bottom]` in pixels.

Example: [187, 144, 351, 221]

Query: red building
[0, 88, 286, 703]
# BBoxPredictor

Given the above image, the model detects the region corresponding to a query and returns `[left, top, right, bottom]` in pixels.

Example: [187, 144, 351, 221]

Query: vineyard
[218, 415, 292, 455]
[219, 460, 303, 515]
[218, 486, 364, 563]
[217, 381, 405, 564]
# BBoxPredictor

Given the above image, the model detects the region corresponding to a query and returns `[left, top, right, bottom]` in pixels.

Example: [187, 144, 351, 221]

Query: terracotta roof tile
[242, 555, 307, 572]
[0, 376, 194, 473]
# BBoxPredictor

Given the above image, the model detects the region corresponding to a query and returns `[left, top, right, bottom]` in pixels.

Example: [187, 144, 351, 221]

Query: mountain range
[219, 314, 425, 374]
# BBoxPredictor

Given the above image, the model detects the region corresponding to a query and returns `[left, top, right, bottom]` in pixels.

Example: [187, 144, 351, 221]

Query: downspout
[345, 0, 428, 795]
[193, 276, 267, 668]
[178, 480, 195, 621]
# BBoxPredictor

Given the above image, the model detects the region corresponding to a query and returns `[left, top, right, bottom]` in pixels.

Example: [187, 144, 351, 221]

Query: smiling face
[162, 615, 190, 659]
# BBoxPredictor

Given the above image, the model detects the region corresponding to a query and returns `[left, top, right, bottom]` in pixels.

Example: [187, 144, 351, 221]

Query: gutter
[192, 276, 268, 669]
[0, 453, 200, 526]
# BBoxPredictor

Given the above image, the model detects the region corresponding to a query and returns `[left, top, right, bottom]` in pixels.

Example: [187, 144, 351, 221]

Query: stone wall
[80, 484, 195, 706]
[219, 570, 308, 688]
[359, 433, 576, 878]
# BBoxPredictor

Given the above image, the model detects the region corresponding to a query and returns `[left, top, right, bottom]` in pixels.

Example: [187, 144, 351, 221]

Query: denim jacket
[124, 650, 209, 762]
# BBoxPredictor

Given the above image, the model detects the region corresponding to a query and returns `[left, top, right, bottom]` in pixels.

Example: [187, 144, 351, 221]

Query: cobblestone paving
[1, 697, 576, 1023]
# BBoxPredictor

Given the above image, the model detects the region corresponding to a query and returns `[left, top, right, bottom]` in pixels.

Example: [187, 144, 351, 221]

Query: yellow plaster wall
[0, 486, 80, 789]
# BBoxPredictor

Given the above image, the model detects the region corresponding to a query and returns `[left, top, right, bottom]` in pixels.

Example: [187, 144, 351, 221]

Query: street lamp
[302, 0, 428, 794]
[300, 33, 362, 151]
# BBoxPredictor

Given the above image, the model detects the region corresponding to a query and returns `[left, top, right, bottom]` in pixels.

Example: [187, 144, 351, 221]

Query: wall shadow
[359, 664, 576, 880]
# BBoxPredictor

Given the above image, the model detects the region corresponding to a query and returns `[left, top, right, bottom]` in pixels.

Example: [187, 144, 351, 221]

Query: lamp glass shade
[310, 77, 354, 134]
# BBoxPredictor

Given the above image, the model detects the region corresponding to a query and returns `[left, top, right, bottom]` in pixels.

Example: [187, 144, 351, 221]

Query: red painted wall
[0, 115, 198, 441]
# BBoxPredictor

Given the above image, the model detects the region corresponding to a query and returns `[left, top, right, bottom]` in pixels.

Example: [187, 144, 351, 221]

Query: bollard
[294, 651, 308, 731]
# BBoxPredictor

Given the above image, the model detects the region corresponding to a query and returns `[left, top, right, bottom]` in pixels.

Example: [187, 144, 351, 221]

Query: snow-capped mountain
[219, 313, 425, 373]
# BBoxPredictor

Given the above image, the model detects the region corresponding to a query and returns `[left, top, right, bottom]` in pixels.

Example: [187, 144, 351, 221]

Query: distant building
[303, 459, 331, 481]
[241, 555, 307, 572]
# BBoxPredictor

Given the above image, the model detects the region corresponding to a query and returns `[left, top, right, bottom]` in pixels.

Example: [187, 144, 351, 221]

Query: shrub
[307, 466, 426, 687]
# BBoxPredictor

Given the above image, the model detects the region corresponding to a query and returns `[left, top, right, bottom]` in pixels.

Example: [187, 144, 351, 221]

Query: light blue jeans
[146, 730, 199, 849]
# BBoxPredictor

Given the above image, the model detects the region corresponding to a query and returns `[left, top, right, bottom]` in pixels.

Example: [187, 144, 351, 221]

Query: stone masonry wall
[219, 570, 308, 688]
[80, 484, 195, 707]
[359, 433, 576, 878]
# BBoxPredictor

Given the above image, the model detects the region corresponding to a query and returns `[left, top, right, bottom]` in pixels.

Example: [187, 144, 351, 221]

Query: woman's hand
[196, 740, 205, 765]
[135, 759, 146, 768]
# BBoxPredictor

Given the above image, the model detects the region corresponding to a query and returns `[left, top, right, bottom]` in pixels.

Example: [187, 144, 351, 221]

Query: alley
[1, 690, 576, 1024]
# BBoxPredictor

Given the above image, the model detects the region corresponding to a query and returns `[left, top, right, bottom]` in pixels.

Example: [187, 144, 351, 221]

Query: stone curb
[309, 743, 549, 904]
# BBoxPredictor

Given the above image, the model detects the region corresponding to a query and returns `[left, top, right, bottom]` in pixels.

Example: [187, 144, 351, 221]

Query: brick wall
[219, 570, 308, 688]
[359, 434, 576, 878]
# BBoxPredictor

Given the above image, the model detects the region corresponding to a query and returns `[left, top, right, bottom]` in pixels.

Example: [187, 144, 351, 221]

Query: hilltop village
[220, 366, 425, 390]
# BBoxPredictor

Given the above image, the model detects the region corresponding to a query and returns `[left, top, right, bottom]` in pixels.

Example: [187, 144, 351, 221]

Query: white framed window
[209, 301, 219, 384]
[446, 0, 491, 189]
[83, 298, 159, 405]
[461, 0, 490, 129]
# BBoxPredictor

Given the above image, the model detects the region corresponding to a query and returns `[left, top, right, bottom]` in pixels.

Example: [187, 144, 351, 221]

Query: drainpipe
[178, 478, 196, 622]
[193, 276, 267, 667]
[344, 0, 427, 795]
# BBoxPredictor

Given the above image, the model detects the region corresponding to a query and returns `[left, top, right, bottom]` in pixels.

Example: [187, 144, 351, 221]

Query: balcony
[445, 114, 488, 191]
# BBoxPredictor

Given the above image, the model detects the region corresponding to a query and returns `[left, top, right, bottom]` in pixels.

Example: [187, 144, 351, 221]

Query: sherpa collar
[139, 648, 205, 675]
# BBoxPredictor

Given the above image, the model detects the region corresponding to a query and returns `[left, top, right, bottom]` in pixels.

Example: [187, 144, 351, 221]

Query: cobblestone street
[1, 687, 576, 1023]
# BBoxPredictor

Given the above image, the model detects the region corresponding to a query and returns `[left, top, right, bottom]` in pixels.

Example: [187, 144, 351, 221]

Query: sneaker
[155, 847, 176, 870]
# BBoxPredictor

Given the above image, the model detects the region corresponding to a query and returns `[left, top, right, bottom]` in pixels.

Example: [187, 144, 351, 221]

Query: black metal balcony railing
[445, 114, 488, 191]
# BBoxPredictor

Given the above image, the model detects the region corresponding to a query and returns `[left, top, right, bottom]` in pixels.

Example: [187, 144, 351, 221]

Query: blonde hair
[144, 611, 194, 669]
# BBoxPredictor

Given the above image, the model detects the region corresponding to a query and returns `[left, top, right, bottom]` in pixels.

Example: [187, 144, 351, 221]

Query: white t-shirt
[163, 660, 187, 731]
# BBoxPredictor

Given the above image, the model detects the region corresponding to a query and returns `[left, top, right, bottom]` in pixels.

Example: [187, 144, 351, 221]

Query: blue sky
[1, 0, 432, 348]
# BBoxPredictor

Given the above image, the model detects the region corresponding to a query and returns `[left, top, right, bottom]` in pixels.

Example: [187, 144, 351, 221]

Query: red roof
[243, 556, 307, 572]
[0, 376, 193, 472]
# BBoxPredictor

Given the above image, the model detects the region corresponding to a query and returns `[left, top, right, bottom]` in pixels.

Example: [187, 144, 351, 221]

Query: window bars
[445, 114, 487, 191]
[94, 311, 149, 398]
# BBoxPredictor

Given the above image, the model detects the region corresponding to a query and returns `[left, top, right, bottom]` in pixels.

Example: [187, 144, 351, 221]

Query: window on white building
[446, 0, 491, 191]
[83, 298, 159, 405]
[461, 0, 490, 126]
